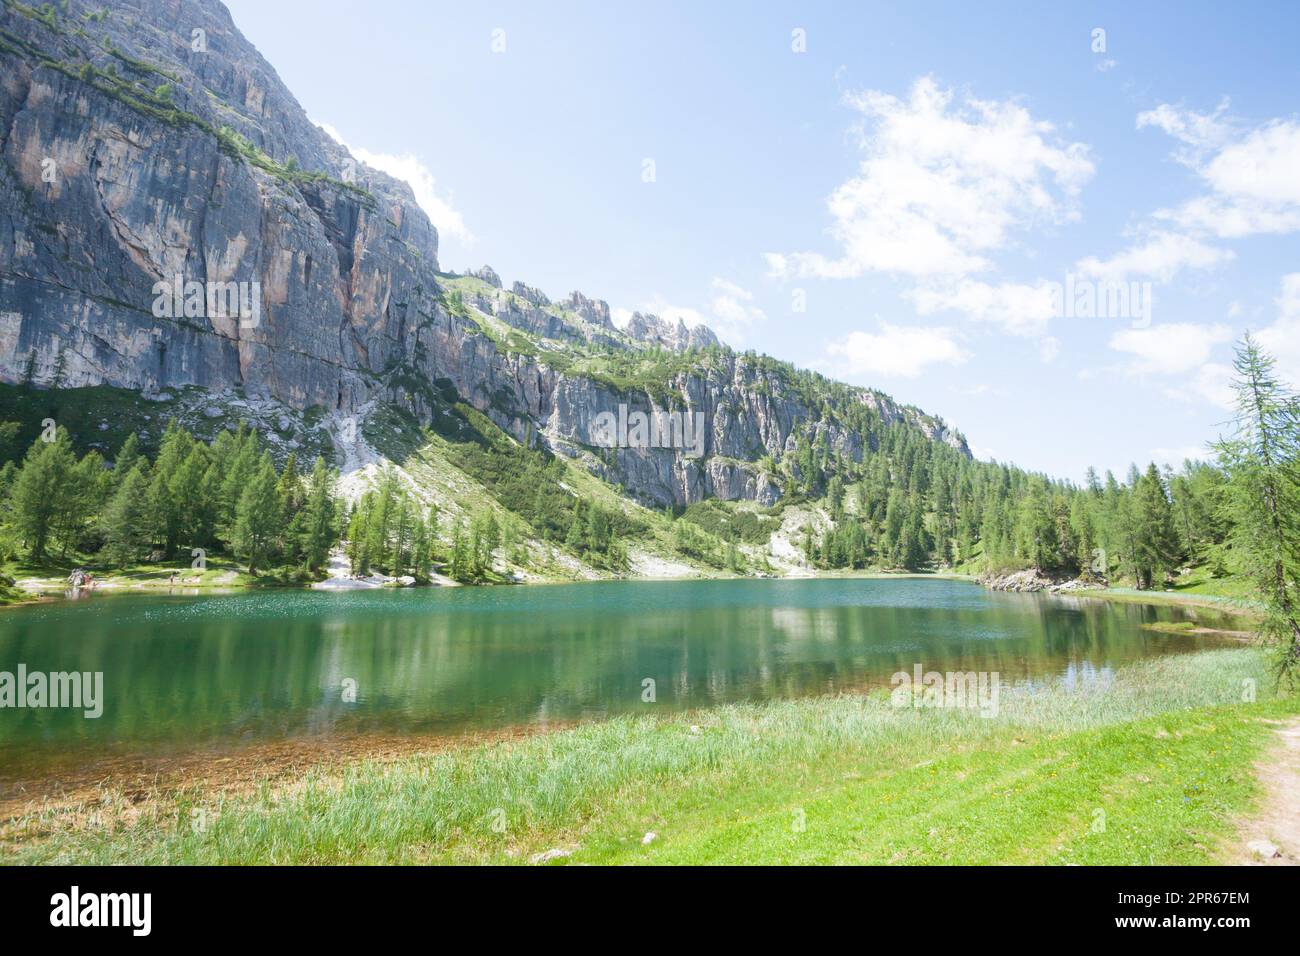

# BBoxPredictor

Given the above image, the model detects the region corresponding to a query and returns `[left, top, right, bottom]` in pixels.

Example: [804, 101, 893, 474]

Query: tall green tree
[100, 463, 152, 568]
[231, 453, 283, 573]
[8, 427, 77, 562]
[1131, 463, 1180, 589]
[297, 457, 338, 573]
[1213, 335, 1300, 679]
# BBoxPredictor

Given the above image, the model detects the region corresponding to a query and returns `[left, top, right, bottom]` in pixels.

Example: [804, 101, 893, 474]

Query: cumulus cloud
[1075, 231, 1233, 283]
[1254, 272, 1300, 387]
[317, 122, 473, 245]
[705, 278, 766, 341]
[1136, 102, 1231, 155]
[1155, 275, 1300, 409]
[1138, 105, 1300, 239]
[1178, 362, 1237, 410]
[908, 278, 1058, 338]
[1109, 322, 1233, 376]
[766, 76, 1094, 280]
[825, 323, 968, 378]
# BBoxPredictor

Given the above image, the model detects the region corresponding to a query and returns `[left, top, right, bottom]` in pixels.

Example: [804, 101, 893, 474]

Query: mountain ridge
[0, 0, 970, 516]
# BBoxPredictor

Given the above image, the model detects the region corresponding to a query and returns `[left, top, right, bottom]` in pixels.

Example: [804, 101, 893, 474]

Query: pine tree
[9, 427, 77, 562]
[298, 456, 337, 573]
[231, 453, 283, 573]
[112, 432, 142, 480]
[449, 518, 470, 582]
[411, 511, 434, 582]
[1132, 463, 1179, 589]
[1212, 335, 1300, 679]
[101, 463, 151, 568]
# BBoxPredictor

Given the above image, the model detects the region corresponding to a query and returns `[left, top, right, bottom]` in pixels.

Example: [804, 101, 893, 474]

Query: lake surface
[0, 578, 1239, 784]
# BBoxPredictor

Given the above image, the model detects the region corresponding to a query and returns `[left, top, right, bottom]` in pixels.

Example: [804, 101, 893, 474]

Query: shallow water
[0, 577, 1240, 778]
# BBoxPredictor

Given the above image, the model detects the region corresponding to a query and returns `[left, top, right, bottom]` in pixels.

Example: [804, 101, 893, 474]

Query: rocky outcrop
[978, 569, 1107, 593]
[558, 290, 615, 332]
[511, 281, 549, 307]
[469, 265, 502, 289]
[625, 311, 720, 351]
[0, 0, 972, 510]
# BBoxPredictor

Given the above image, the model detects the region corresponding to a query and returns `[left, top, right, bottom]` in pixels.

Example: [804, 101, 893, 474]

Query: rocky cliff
[0, 0, 969, 508]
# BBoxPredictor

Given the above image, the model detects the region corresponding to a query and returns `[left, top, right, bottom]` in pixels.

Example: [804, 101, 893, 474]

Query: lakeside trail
[1229, 716, 1300, 865]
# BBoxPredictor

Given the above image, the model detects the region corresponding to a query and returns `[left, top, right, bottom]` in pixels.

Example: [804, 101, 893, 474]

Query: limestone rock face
[0, 0, 444, 417]
[0, 0, 970, 508]
[470, 265, 502, 289]
[625, 311, 720, 351]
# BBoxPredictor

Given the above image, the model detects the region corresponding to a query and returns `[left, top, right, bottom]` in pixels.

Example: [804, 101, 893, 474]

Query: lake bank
[0, 578, 1247, 783]
[5, 560, 1259, 617]
[5, 647, 1294, 864]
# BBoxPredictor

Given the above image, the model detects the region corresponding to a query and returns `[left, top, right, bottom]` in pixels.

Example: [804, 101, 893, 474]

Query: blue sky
[223, 0, 1300, 482]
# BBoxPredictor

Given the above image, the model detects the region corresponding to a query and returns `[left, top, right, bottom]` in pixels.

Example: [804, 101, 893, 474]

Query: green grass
[3, 554, 318, 594]
[0, 575, 24, 606]
[7, 648, 1294, 864]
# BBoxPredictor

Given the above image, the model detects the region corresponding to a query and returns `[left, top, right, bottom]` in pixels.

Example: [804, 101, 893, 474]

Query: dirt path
[1228, 717, 1300, 865]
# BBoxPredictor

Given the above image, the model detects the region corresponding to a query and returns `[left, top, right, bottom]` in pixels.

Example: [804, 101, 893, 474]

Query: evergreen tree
[1132, 463, 1179, 589]
[101, 463, 152, 568]
[231, 453, 282, 573]
[9, 427, 77, 562]
[298, 457, 337, 573]
[1212, 335, 1300, 679]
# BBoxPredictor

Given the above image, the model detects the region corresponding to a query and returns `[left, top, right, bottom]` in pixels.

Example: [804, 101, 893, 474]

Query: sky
[222, 0, 1300, 482]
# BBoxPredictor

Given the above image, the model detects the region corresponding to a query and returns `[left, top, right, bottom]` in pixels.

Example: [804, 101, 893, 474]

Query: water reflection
[0, 579, 1238, 775]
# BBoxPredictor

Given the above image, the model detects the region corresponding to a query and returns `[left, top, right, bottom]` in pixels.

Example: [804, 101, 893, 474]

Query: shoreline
[1, 566, 978, 608]
[2, 565, 1262, 619]
[5, 648, 1291, 865]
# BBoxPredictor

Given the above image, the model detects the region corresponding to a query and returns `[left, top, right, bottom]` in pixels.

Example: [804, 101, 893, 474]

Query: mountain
[0, 0, 969, 526]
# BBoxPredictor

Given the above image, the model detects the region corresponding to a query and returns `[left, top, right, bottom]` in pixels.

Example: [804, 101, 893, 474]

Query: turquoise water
[0, 578, 1236, 777]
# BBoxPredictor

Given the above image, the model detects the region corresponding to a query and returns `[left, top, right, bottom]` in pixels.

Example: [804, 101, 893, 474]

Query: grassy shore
[5, 647, 1294, 865]
[1055, 585, 1263, 618]
[0, 557, 302, 606]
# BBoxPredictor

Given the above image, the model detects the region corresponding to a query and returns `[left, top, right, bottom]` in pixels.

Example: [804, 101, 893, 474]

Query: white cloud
[1178, 362, 1236, 409]
[1075, 231, 1233, 283]
[1159, 275, 1300, 409]
[706, 278, 766, 341]
[1254, 272, 1300, 387]
[1204, 122, 1300, 205]
[621, 279, 765, 346]
[767, 76, 1094, 279]
[317, 122, 473, 245]
[1109, 322, 1232, 376]
[1139, 105, 1300, 239]
[1136, 102, 1231, 155]
[825, 323, 968, 378]
[908, 278, 1057, 337]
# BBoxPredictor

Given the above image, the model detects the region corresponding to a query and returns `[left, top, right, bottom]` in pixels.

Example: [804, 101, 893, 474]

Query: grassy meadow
[6, 647, 1294, 865]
